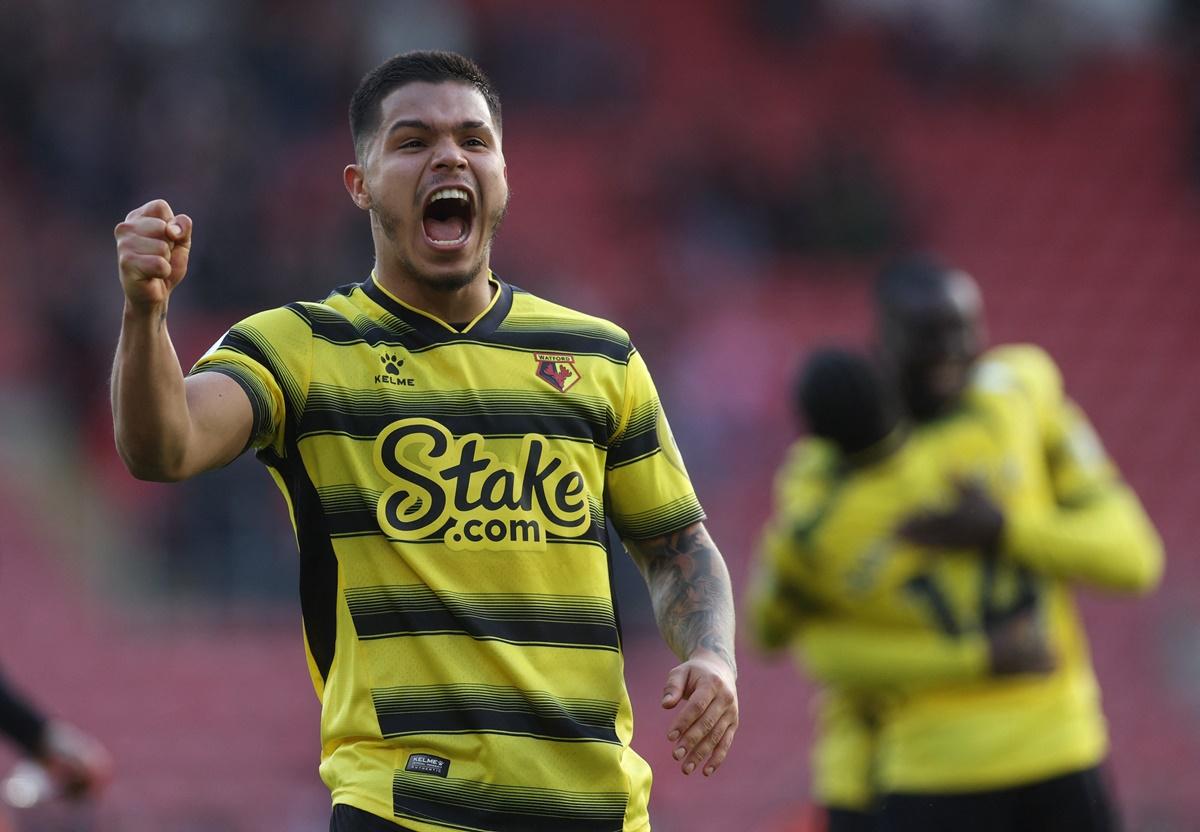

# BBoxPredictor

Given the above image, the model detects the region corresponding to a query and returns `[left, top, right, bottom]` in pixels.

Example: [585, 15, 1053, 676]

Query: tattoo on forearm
[631, 524, 737, 675]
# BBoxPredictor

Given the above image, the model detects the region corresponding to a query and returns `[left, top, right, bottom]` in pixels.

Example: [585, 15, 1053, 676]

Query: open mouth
[422, 187, 474, 248]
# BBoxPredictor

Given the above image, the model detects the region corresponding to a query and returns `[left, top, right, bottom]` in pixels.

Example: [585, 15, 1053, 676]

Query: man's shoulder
[774, 438, 840, 501]
[970, 343, 1064, 414]
[505, 285, 633, 351]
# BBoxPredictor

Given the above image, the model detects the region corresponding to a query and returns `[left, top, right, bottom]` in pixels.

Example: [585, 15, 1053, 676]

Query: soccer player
[749, 347, 1057, 832]
[865, 256, 1161, 830]
[0, 667, 111, 804]
[111, 51, 738, 832]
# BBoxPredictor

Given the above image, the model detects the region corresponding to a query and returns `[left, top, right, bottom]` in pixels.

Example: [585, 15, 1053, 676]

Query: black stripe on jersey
[195, 362, 273, 451]
[316, 486, 607, 545]
[497, 317, 629, 351]
[613, 494, 706, 541]
[221, 312, 308, 415]
[257, 431, 341, 685]
[392, 772, 627, 832]
[345, 586, 619, 651]
[372, 683, 620, 744]
[607, 401, 662, 469]
[300, 387, 614, 447]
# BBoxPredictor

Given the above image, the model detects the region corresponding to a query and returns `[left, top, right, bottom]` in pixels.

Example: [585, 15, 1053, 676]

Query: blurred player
[865, 256, 1161, 830]
[749, 347, 1057, 832]
[0, 666, 111, 822]
[110, 51, 737, 831]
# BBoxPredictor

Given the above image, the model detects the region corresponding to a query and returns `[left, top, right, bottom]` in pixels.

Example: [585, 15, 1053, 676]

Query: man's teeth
[430, 188, 469, 203]
[429, 231, 469, 246]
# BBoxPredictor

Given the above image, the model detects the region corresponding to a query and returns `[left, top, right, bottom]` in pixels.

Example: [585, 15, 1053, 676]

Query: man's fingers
[121, 235, 172, 259]
[678, 700, 734, 775]
[168, 213, 193, 246]
[661, 665, 690, 711]
[128, 198, 175, 223]
[703, 723, 738, 777]
[121, 254, 172, 280]
[115, 216, 169, 240]
[667, 679, 715, 746]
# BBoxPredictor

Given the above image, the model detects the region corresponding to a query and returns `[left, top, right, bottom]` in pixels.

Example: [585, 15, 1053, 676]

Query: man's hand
[898, 479, 1005, 554]
[662, 648, 738, 777]
[114, 199, 193, 313]
[986, 608, 1056, 676]
[38, 721, 112, 800]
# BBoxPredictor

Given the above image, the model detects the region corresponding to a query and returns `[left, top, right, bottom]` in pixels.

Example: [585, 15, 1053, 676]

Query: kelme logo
[374, 418, 590, 551]
[376, 350, 414, 387]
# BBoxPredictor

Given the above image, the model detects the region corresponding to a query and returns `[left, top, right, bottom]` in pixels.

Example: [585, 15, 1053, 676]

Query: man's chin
[405, 253, 487, 293]
[417, 271, 478, 293]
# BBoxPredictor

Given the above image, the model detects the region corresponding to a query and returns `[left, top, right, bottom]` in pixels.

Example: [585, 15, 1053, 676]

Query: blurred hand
[114, 199, 193, 312]
[987, 609, 1056, 676]
[898, 479, 1005, 554]
[661, 649, 738, 777]
[38, 721, 112, 800]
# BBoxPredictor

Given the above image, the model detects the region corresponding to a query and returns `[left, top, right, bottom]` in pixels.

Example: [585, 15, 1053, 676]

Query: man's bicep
[181, 372, 256, 475]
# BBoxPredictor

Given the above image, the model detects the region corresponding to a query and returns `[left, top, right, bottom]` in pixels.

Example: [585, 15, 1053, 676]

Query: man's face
[350, 81, 509, 291]
[879, 271, 985, 421]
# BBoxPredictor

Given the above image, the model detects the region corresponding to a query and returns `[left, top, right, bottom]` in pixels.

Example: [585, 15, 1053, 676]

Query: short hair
[873, 253, 953, 311]
[349, 51, 502, 159]
[796, 347, 899, 456]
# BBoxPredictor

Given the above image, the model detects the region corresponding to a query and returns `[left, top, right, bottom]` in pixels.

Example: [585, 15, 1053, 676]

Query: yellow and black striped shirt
[192, 274, 704, 832]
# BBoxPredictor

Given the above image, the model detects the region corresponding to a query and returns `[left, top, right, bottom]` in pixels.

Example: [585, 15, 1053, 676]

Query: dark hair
[349, 51, 502, 159]
[796, 347, 899, 456]
[873, 253, 952, 311]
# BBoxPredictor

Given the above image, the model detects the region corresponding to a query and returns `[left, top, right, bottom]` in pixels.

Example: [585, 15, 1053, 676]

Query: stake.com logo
[373, 418, 591, 550]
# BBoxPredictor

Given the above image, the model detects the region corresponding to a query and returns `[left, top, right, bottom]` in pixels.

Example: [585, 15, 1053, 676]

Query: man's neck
[374, 263, 495, 325]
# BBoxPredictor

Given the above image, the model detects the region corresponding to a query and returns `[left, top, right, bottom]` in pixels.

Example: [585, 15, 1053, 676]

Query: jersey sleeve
[605, 349, 706, 540]
[189, 305, 314, 457]
[983, 348, 1164, 592]
[0, 667, 46, 756]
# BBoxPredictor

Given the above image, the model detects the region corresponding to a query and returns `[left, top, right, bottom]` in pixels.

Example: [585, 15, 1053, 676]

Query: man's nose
[431, 138, 467, 171]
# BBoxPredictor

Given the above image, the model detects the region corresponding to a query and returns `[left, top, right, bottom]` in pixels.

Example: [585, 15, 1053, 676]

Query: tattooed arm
[625, 521, 739, 777]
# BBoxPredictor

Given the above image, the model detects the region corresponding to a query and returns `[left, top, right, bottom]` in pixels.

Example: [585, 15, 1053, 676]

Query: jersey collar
[362, 272, 513, 341]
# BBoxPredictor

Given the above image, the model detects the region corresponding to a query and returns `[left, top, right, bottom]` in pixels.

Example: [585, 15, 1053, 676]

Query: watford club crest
[534, 352, 581, 392]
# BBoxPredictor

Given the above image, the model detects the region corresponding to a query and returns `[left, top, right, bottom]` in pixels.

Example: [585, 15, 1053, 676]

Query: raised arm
[624, 521, 738, 778]
[112, 199, 252, 481]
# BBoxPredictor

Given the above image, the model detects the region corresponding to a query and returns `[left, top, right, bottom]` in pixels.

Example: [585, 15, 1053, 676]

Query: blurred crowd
[1, 2, 1199, 826]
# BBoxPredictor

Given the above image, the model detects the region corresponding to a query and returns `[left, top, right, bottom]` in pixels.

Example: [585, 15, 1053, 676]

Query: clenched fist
[114, 199, 193, 312]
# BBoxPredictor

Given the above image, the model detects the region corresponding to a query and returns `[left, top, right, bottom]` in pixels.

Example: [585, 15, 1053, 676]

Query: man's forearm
[627, 523, 737, 675]
[111, 303, 192, 481]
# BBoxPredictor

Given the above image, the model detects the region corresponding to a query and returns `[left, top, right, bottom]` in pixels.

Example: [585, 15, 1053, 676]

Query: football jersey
[192, 274, 705, 832]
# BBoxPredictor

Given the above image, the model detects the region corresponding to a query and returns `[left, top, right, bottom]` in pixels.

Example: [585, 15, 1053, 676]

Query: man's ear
[344, 164, 371, 210]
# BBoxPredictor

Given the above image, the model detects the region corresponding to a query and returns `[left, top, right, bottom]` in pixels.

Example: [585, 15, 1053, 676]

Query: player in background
[751, 256, 1162, 830]
[863, 256, 1162, 830]
[748, 347, 1057, 832]
[111, 51, 737, 832]
[0, 666, 111, 822]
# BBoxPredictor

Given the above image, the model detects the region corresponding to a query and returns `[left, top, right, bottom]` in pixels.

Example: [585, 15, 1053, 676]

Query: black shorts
[826, 806, 879, 832]
[880, 765, 1118, 832]
[329, 804, 417, 831]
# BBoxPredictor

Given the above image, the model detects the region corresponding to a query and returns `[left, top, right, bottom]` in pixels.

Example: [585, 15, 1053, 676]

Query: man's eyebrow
[385, 119, 431, 137]
[385, 119, 492, 137]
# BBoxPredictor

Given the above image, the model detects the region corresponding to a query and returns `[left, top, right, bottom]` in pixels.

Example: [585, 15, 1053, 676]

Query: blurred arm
[1003, 485, 1163, 593]
[1004, 400, 1163, 593]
